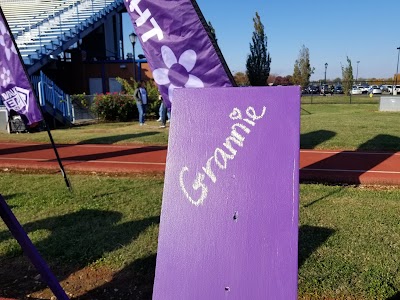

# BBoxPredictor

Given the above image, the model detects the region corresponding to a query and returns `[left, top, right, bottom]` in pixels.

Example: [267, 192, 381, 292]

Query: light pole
[324, 63, 328, 84]
[129, 32, 137, 80]
[356, 61, 360, 84]
[395, 47, 400, 95]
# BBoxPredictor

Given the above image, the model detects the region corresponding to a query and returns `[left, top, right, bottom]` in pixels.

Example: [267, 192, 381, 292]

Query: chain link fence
[301, 80, 398, 104]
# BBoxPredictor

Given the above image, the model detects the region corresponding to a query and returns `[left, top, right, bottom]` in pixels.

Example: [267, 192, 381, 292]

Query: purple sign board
[153, 87, 300, 299]
[124, 0, 234, 108]
[0, 8, 42, 125]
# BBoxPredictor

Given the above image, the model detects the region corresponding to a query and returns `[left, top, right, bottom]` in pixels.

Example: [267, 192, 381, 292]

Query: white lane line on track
[0, 143, 165, 150]
[0, 157, 49, 161]
[87, 160, 166, 165]
[0, 157, 166, 166]
[302, 168, 400, 174]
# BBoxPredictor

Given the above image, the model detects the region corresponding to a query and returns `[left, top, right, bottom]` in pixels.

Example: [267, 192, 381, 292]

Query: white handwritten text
[179, 105, 267, 206]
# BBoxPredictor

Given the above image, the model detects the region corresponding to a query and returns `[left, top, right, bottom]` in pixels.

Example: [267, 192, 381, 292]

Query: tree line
[229, 12, 396, 95]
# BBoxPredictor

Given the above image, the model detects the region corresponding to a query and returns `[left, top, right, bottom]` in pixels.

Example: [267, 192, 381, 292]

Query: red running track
[300, 149, 400, 185]
[0, 142, 167, 174]
[0, 142, 399, 185]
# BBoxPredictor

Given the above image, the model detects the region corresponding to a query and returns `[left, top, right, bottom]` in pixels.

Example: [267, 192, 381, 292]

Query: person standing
[159, 97, 168, 128]
[157, 97, 171, 123]
[157, 95, 170, 128]
[134, 81, 148, 126]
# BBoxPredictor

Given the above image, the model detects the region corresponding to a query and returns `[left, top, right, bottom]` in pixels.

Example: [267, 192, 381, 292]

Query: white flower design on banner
[0, 67, 11, 87]
[0, 21, 17, 61]
[153, 46, 204, 102]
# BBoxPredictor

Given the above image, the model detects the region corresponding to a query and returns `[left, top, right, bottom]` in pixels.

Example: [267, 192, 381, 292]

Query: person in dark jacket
[133, 81, 148, 126]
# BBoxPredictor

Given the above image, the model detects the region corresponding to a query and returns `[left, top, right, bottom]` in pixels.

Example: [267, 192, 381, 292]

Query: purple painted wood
[0, 195, 69, 300]
[153, 87, 300, 299]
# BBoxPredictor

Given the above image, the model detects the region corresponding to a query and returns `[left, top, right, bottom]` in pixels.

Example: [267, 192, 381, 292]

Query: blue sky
[123, 0, 400, 81]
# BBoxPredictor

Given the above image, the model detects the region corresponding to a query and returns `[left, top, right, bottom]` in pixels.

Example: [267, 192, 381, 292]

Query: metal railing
[31, 72, 73, 124]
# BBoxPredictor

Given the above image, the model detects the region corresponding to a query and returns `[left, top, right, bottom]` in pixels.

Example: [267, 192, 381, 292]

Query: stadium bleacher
[0, 0, 125, 126]
[1, 0, 124, 70]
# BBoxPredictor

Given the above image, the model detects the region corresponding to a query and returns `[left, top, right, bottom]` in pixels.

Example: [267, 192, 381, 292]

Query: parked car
[351, 86, 362, 95]
[357, 85, 369, 94]
[307, 85, 319, 94]
[334, 85, 344, 94]
[387, 85, 400, 94]
[380, 85, 390, 92]
[320, 84, 333, 95]
[368, 85, 382, 95]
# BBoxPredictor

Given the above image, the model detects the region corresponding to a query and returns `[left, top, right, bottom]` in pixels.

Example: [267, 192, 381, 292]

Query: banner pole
[39, 104, 72, 191]
[0, 194, 70, 300]
[189, 0, 237, 87]
[0, 7, 72, 191]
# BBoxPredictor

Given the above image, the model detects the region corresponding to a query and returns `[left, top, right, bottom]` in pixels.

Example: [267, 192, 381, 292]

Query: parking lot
[300, 92, 398, 105]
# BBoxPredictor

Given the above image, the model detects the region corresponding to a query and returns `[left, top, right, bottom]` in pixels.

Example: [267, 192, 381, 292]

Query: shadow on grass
[77, 254, 157, 300]
[300, 130, 336, 149]
[77, 225, 337, 298]
[298, 225, 335, 268]
[357, 134, 400, 152]
[1, 193, 25, 208]
[387, 292, 400, 299]
[0, 194, 27, 244]
[77, 132, 160, 145]
[1, 217, 335, 298]
[301, 107, 312, 115]
[302, 187, 343, 208]
[24, 210, 159, 265]
[0, 209, 159, 299]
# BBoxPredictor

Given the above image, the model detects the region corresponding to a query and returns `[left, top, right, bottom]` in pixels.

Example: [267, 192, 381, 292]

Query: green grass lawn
[0, 173, 164, 299]
[0, 103, 398, 151]
[299, 184, 400, 299]
[300, 104, 400, 151]
[301, 94, 382, 105]
[0, 121, 170, 146]
[0, 173, 399, 299]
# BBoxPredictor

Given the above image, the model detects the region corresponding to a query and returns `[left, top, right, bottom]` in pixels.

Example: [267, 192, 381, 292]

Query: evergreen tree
[341, 57, 354, 95]
[293, 63, 301, 85]
[246, 12, 271, 86]
[207, 21, 217, 43]
[292, 45, 314, 89]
